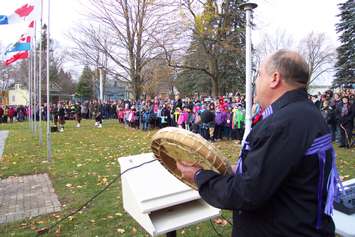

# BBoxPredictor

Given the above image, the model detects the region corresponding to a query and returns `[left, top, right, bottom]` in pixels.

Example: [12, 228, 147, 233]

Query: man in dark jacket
[321, 100, 337, 141]
[178, 50, 339, 237]
[338, 96, 354, 148]
[199, 103, 215, 141]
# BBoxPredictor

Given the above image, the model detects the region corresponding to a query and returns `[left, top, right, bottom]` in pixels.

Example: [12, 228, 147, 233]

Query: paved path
[0, 130, 9, 160]
[0, 173, 61, 224]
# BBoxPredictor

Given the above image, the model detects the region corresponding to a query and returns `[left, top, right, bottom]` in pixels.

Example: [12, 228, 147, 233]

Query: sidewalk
[0, 130, 9, 160]
[0, 173, 61, 224]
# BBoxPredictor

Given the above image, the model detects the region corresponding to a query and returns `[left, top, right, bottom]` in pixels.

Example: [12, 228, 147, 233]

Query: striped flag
[4, 51, 29, 66]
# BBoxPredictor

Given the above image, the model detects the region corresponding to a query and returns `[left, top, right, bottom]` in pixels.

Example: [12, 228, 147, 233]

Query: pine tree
[76, 66, 94, 99]
[334, 0, 355, 87]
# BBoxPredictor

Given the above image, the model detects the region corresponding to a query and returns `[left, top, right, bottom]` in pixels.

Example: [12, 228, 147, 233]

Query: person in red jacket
[8, 106, 16, 123]
[0, 105, 3, 123]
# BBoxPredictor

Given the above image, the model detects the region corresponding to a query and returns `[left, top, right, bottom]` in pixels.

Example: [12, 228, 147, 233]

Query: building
[95, 79, 131, 100]
[48, 81, 73, 103]
[8, 84, 29, 106]
[0, 91, 9, 105]
[308, 85, 331, 95]
[142, 58, 175, 99]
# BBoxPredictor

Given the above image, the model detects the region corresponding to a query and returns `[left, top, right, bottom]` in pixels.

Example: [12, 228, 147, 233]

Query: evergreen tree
[76, 66, 94, 99]
[334, 0, 355, 86]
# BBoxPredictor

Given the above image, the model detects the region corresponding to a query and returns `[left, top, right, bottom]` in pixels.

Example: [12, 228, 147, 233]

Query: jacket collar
[270, 88, 308, 114]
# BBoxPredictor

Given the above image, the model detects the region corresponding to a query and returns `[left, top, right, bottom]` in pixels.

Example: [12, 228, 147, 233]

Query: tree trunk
[208, 58, 219, 97]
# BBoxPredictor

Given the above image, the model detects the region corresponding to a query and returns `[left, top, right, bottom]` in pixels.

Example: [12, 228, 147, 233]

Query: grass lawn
[0, 120, 354, 237]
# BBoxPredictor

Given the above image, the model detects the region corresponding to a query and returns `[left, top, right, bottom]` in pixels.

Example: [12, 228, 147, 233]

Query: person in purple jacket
[214, 104, 226, 141]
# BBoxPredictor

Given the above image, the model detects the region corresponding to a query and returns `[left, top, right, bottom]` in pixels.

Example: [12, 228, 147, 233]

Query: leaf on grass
[213, 217, 228, 226]
[55, 225, 61, 237]
[117, 228, 125, 234]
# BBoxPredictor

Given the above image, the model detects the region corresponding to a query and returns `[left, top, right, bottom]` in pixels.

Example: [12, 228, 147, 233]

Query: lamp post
[240, 2, 257, 140]
[98, 66, 104, 101]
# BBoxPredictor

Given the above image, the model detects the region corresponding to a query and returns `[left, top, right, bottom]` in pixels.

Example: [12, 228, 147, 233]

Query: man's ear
[270, 72, 281, 89]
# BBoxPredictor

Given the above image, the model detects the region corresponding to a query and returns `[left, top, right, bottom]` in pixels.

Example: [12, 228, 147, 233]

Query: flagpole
[28, 58, 31, 129]
[32, 37, 35, 134]
[39, 0, 43, 145]
[46, 0, 52, 162]
[34, 21, 37, 136]
[30, 50, 34, 134]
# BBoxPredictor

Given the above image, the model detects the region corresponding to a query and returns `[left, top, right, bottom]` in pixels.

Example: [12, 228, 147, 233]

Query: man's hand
[231, 164, 237, 174]
[176, 161, 202, 185]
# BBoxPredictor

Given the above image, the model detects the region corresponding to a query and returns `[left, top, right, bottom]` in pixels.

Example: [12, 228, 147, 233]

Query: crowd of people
[0, 88, 353, 147]
[313, 89, 354, 148]
[0, 105, 27, 123]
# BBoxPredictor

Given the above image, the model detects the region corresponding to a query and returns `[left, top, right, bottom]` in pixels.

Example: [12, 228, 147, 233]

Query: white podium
[118, 153, 221, 236]
[333, 178, 355, 237]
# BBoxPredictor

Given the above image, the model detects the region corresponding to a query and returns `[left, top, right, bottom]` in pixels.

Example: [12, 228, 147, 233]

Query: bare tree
[298, 32, 336, 85]
[255, 29, 294, 59]
[68, 0, 178, 100]
[254, 30, 294, 79]
[0, 42, 19, 91]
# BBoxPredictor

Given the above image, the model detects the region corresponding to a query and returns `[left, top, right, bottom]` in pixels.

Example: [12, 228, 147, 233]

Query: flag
[4, 51, 29, 66]
[28, 20, 34, 28]
[4, 31, 32, 55]
[0, 3, 37, 25]
[5, 42, 31, 55]
[19, 34, 32, 43]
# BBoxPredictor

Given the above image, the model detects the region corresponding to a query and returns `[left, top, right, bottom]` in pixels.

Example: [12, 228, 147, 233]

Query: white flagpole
[28, 58, 31, 129]
[39, 0, 43, 145]
[240, 3, 257, 141]
[34, 21, 37, 135]
[30, 49, 34, 134]
[46, 0, 52, 162]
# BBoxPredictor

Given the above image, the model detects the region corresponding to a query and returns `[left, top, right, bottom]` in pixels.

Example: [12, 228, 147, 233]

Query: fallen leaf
[117, 228, 125, 234]
[213, 217, 227, 226]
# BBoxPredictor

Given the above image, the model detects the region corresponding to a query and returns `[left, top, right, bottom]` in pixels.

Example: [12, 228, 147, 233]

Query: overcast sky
[0, 0, 346, 82]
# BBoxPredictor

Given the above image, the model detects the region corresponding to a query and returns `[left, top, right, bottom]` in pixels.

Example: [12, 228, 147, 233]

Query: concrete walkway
[0, 173, 61, 224]
[0, 130, 9, 160]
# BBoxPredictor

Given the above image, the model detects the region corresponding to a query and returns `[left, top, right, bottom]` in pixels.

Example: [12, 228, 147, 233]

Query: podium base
[166, 231, 176, 237]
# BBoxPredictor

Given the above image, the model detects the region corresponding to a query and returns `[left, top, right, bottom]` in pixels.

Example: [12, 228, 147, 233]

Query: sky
[0, 0, 347, 83]
[253, 0, 345, 46]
